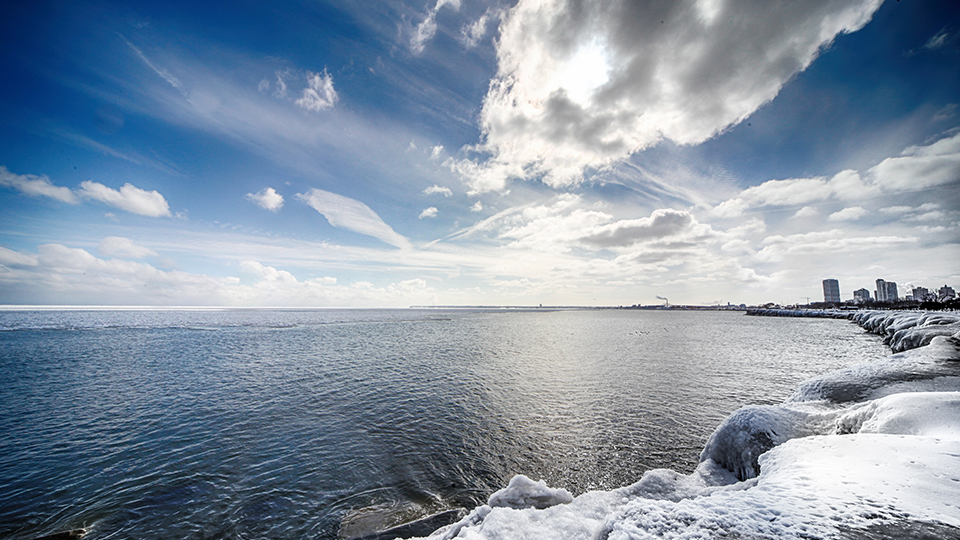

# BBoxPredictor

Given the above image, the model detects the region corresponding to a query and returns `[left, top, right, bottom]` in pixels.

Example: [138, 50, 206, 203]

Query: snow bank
[413, 312, 960, 540]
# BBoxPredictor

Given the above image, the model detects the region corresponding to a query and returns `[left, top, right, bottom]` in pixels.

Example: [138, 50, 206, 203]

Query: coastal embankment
[749, 308, 960, 352]
[411, 310, 960, 540]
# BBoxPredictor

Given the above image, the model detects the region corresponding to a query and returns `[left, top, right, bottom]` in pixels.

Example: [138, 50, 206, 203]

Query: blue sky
[0, 0, 958, 307]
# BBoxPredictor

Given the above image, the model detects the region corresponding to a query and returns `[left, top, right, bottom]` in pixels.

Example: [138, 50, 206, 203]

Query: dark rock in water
[348, 509, 466, 540]
[33, 530, 86, 540]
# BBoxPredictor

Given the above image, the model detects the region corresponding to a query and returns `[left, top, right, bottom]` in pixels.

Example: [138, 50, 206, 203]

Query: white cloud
[0, 243, 442, 307]
[457, 195, 715, 256]
[419, 207, 439, 219]
[456, 0, 882, 191]
[714, 131, 960, 216]
[868, 131, 960, 191]
[296, 188, 411, 249]
[98, 237, 158, 259]
[246, 187, 284, 211]
[423, 184, 453, 197]
[828, 206, 867, 221]
[933, 103, 956, 122]
[793, 206, 819, 218]
[77, 181, 172, 217]
[122, 35, 185, 94]
[241, 260, 297, 283]
[410, 0, 462, 54]
[430, 145, 444, 160]
[461, 9, 495, 48]
[756, 230, 916, 263]
[470, 201, 483, 212]
[295, 70, 338, 112]
[923, 28, 956, 51]
[274, 70, 288, 98]
[0, 166, 79, 204]
[580, 209, 708, 249]
[0, 246, 39, 267]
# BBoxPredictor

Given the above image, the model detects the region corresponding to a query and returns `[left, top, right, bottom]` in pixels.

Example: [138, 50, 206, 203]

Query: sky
[0, 0, 958, 308]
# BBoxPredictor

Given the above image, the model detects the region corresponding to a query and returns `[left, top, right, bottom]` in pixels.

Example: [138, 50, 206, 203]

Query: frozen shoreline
[412, 311, 960, 540]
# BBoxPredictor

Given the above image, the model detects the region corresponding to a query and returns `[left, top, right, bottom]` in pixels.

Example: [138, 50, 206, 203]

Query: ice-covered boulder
[486, 475, 573, 510]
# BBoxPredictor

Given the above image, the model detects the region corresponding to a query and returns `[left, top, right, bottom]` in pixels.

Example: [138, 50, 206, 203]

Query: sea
[0, 308, 890, 540]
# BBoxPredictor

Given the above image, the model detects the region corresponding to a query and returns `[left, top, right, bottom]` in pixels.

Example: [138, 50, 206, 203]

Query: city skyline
[1, 0, 958, 307]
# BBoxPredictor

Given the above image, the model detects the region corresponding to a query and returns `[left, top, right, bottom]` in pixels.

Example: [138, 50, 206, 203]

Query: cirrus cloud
[295, 70, 338, 112]
[296, 188, 411, 249]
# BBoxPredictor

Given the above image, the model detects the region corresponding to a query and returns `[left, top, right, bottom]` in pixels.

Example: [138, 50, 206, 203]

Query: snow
[486, 475, 574, 510]
[413, 311, 960, 540]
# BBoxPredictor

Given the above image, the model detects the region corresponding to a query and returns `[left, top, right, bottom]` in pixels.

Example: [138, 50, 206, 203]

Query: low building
[853, 288, 871, 303]
[940, 285, 957, 301]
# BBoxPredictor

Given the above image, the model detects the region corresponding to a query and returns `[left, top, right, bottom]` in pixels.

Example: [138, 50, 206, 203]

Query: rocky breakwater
[853, 310, 960, 353]
[409, 310, 960, 540]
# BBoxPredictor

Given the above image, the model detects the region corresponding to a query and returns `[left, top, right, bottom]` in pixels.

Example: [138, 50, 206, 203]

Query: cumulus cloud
[295, 70, 338, 112]
[1, 166, 172, 217]
[411, 0, 461, 54]
[470, 201, 483, 212]
[423, 184, 453, 197]
[580, 209, 700, 248]
[296, 188, 411, 249]
[246, 187, 284, 211]
[828, 206, 867, 221]
[455, 0, 882, 191]
[98, 237, 158, 259]
[0, 166, 79, 204]
[419, 207, 439, 219]
[868, 131, 960, 191]
[241, 260, 297, 284]
[0, 244, 439, 307]
[793, 206, 819, 218]
[714, 131, 960, 216]
[0, 246, 39, 267]
[78, 181, 172, 217]
[458, 195, 715, 256]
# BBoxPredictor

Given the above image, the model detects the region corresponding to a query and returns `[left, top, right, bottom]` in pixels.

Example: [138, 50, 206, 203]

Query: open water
[0, 308, 889, 539]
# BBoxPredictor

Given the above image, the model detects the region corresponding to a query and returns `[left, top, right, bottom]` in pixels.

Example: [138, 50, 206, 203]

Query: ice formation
[413, 311, 960, 540]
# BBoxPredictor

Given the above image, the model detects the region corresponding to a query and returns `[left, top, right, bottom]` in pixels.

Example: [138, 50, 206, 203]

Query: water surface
[0, 308, 888, 539]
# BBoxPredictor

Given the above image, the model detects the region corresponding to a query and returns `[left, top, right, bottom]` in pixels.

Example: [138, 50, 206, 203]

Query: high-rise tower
[822, 279, 840, 303]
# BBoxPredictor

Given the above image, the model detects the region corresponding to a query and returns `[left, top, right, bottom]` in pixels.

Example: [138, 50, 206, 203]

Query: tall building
[912, 287, 930, 302]
[853, 288, 871, 303]
[875, 279, 888, 302]
[886, 281, 899, 302]
[876, 279, 898, 302]
[822, 279, 840, 303]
